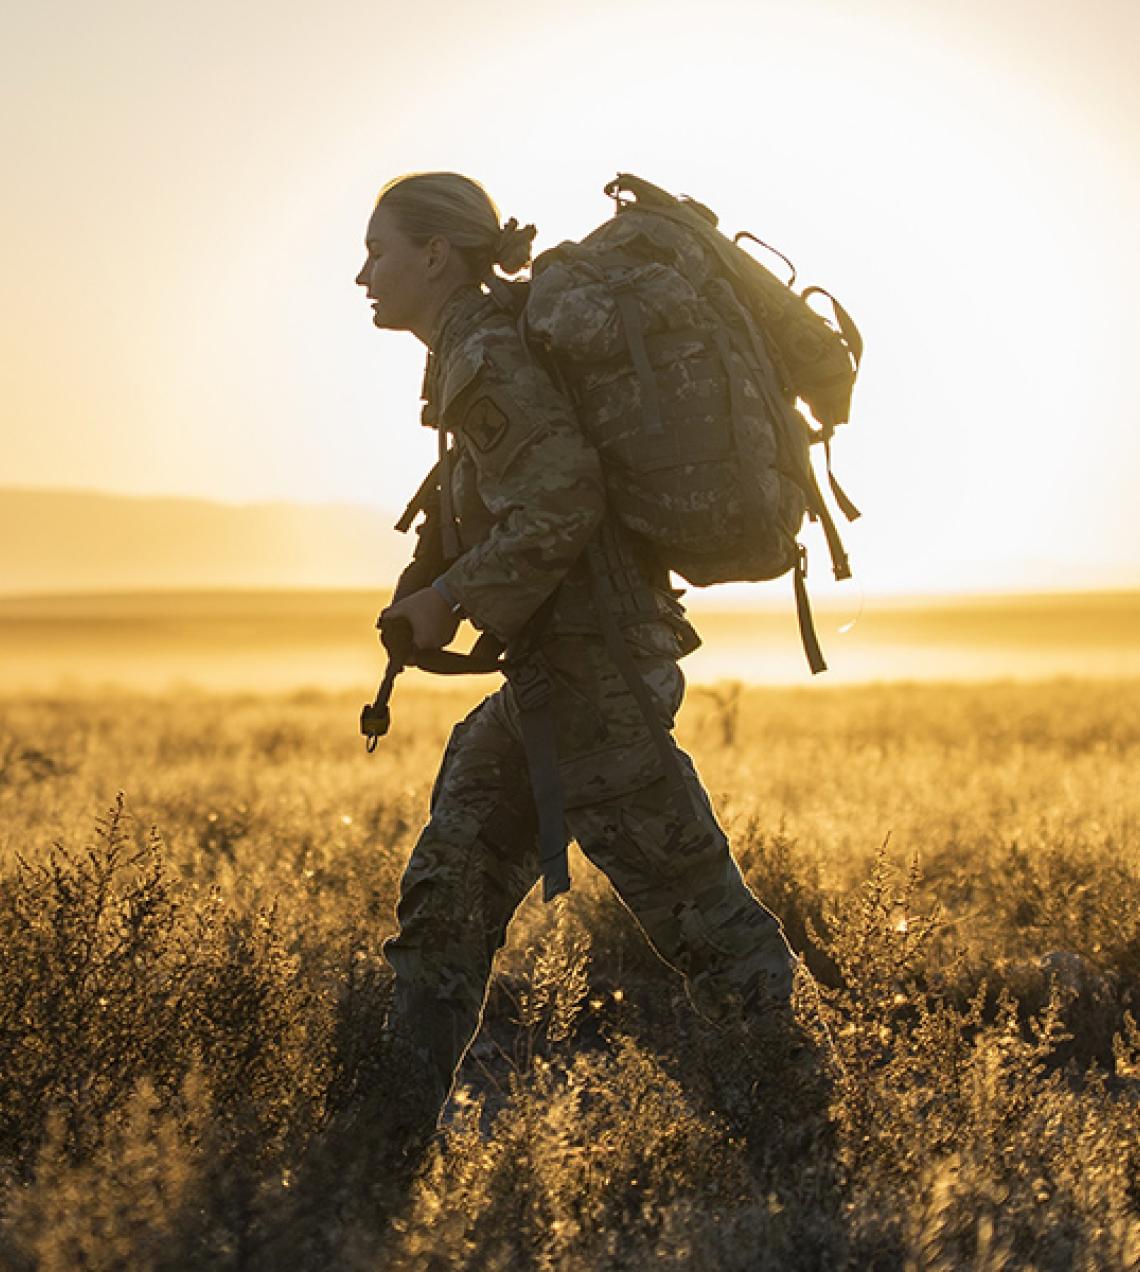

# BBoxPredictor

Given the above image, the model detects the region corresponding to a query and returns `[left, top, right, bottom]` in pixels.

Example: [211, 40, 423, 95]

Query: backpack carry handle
[605, 173, 672, 210]
[604, 173, 719, 227]
[734, 230, 797, 288]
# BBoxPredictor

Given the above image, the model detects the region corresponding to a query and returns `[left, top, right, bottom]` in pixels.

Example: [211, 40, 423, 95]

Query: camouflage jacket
[400, 285, 698, 656]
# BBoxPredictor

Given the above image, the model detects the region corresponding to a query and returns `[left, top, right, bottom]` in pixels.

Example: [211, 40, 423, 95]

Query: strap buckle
[508, 655, 554, 711]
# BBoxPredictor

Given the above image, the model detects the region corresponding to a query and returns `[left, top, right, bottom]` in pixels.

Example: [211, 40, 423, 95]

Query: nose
[355, 259, 370, 289]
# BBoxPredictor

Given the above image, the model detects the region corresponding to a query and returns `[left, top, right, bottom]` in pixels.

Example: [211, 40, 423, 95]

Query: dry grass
[0, 678, 1137, 1269]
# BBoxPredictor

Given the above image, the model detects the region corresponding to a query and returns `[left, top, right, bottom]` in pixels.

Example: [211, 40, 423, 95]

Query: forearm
[439, 486, 603, 640]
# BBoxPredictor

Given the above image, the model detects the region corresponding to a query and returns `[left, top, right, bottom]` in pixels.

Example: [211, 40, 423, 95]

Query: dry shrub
[0, 683, 1137, 1269]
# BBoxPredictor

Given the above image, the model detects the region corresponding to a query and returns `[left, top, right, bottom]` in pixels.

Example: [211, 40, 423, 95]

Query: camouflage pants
[381, 630, 795, 1116]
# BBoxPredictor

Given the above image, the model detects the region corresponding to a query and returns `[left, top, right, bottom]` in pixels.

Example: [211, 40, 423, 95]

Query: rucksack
[506, 173, 863, 671]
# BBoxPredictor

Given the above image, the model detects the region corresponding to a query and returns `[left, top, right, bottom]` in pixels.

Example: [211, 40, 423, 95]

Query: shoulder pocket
[449, 380, 540, 484]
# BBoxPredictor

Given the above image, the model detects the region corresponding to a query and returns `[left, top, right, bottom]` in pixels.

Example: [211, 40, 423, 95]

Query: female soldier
[355, 172, 797, 1146]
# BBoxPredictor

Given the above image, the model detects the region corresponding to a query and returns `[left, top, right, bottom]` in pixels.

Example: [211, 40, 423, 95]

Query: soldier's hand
[380, 587, 460, 651]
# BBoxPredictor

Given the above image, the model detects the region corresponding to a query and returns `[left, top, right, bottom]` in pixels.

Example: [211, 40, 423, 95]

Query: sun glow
[2, 0, 1138, 598]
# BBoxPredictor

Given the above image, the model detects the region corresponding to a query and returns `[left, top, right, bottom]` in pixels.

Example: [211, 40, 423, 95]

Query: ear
[424, 234, 452, 279]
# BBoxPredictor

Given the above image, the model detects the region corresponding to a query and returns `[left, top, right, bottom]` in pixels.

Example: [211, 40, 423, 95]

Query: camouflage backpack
[514, 173, 863, 671]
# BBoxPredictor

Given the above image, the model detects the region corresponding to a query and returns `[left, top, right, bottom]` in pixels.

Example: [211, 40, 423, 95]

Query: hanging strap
[801, 458, 852, 583]
[824, 438, 862, 522]
[509, 654, 570, 901]
[793, 546, 827, 675]
[360, 624, 506, 753]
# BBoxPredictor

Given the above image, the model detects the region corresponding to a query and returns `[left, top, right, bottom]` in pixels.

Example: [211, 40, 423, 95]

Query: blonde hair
[376, 172, 536, 277]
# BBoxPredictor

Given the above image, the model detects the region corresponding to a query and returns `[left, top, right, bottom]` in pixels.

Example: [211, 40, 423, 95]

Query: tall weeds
[0, 682, 1136, 1268]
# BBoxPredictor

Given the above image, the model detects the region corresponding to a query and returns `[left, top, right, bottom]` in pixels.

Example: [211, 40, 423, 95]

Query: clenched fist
[380, 586, 460, 651]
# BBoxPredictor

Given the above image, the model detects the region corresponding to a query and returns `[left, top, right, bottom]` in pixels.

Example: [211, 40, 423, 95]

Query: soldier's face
[355, 205, 430, 333]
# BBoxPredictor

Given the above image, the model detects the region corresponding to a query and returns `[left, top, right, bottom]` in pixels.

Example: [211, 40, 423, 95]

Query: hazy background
[2, 0, 1139, 691]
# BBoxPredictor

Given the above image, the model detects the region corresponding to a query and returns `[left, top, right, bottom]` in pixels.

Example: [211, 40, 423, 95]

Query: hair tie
[492, 217, 537, 275]
[495, 218, 519, 255]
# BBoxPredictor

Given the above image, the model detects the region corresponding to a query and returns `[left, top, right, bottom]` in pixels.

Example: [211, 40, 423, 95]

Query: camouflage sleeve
[436, 356, 605, 643]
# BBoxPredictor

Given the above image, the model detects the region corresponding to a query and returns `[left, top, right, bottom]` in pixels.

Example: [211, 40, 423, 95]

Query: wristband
[431, 577, 464, 617]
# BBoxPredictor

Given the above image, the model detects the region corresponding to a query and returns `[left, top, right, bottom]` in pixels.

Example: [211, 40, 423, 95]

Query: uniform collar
[429, 283, 488, 354]
[424, 284, 493, 421]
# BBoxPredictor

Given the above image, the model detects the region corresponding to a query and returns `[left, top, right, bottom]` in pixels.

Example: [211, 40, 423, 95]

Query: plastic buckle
[508, 656, 554, 711]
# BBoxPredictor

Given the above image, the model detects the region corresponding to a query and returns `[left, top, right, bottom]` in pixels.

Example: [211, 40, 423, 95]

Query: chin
[372, 309, 406, 332]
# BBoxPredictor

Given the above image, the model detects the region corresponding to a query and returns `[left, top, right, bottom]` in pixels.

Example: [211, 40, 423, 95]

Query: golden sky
[3, 0, 1138, 596]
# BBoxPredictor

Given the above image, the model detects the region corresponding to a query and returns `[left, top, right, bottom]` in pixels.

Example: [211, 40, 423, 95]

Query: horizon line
[2, 584, 1138, 608]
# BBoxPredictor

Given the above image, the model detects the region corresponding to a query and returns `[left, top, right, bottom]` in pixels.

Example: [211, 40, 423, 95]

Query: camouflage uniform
[382, 285, 795, 1121]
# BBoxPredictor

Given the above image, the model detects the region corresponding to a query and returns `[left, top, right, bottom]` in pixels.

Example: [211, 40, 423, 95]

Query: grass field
[0, 673, 1137, 1268]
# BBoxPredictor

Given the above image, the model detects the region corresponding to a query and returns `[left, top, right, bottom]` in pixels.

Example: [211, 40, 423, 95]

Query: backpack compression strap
[610, 281, 665, 436]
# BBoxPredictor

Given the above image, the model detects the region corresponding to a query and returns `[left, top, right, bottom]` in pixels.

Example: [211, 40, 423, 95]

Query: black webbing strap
[713, 328, 745, 424]
[793, 546, 827, 675]
[361, 627, 506, 752]
[801, 459, 852, 582]
[368, 586, 568, 898]
[484, 274, 523, 316]
[412, 631, 505, 675]
[586, 544, 700, 825]
[511, 655, 570, 901]
[716, 290, 852, 583]
[712, 326, 762, 506]
[824, 438, 862, 522]
[437, 428, 460, 563]
[611, 285, 664, 436]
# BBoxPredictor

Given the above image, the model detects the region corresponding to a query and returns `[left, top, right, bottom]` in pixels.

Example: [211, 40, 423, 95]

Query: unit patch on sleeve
[462, 396, 510, 453]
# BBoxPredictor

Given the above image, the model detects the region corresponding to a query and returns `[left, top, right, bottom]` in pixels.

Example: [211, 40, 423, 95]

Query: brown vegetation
[0, 680, 1137, 1268]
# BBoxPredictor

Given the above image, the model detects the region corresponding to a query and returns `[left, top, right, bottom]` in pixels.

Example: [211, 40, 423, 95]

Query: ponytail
[377, 172, 536, 278]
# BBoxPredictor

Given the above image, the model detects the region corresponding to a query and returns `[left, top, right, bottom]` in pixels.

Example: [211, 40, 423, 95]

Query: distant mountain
[0, 489, 409, 594]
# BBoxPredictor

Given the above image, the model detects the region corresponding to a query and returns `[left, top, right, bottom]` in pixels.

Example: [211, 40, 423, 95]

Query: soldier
[355, 172, 798, 1146]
